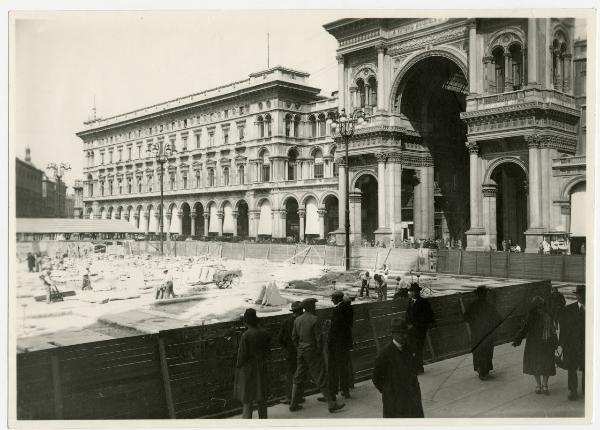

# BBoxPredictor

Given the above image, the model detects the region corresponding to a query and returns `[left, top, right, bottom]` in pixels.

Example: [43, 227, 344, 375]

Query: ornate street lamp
[151, 140, 176, 256]
[331, 108, 364, 271]
[47, 162, 71, 218]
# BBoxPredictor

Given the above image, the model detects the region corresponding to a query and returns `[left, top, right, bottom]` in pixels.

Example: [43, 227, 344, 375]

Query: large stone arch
[319, 191, 339, 207]
[351, 169, 378, 189]
[280, 193, 300, 210]
[388, 47, 468, 112]
[484, 156, 529, 184]
[561, 175, 586, 200]
[300, 192, 320, 207]
[254, 196, 273, 211]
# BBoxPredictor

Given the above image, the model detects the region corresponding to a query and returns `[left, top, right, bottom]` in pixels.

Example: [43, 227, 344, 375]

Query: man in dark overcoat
[328, 290, 354, 399]
[233, 308, 271, 419]
[277, 301, 305, 405]
[405, 283, 435, 373]
[463, 286, 503, 380]
[373, 318, 424, 418]
[560, 284, 585, 400]
[290, 298, 344, 413]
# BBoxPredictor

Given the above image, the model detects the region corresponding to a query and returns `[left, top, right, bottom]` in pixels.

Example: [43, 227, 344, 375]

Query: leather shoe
[289, 404, 303, 412]
[317, 396, 327, 402]
[280, 399, 291, 405]
[328, 403, 345, 413]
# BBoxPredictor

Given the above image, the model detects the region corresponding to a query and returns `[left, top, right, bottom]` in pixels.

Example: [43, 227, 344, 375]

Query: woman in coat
[233, 308, 271, 419]
[512, 296, 557, 395]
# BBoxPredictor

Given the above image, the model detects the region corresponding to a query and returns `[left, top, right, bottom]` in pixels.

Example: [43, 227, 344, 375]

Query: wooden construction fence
[436, 250, 585, 283]
[17, 280, 550, 420]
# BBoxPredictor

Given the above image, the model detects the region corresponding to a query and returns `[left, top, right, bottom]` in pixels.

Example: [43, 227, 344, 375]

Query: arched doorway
[207, 202, 218, 236]
[323, 195, 339, 237]
[304, 196, 319, 239]
[222, 201, 234, 236]
[257, 199, 272, 238]
[355, 174, 378, 241]
[393, 55, 469, 242]
[237, 200, 249, 237]
[181, 203, 191, 236]
[569, 181, 587, 254]
[491, 163, 527, 250]
[193, 202, 204, 236]
[285, 197, 299, 240]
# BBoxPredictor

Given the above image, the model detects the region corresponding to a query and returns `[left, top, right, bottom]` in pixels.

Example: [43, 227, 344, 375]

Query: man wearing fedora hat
[560, 284, 585, 400]
[406, 283, 435, 374]
[233, 308, 271, 419]
[278, 301, 305, 405]
[290, 298, 345, 413]
[328, 290, 354, 400]
[373, 318, 424, 418]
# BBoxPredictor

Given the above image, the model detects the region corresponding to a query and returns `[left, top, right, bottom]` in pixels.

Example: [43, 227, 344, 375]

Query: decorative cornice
[466, 141, 479, 154]
[482, 183, 498, 197]
[525, 134, 540, 148]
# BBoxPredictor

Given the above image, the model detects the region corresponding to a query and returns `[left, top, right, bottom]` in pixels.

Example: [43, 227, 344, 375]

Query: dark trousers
[359, 280, 369, 297]
[242, 401, 267, 419]
[568, 367, 585, 394]
[328, 346, 350, 397]
[293, 347, 328, 394]
[284, 354, 297, 401]
[411, 333, 426, 372]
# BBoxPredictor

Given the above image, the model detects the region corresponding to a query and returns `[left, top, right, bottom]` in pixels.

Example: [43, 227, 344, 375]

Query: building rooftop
[16, 218, 140, 234]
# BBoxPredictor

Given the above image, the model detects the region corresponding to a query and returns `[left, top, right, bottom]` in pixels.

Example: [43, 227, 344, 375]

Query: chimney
[25, 147, 31, 163]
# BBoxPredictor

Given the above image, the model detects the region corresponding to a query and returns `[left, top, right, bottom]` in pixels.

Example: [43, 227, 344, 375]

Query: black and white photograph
[6, 4, 595, 426]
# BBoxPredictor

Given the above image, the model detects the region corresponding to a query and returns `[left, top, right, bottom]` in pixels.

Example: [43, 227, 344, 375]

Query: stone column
[424, 165, 435, 239]
[216, 210, 224, 236]
[318, 209, 326, 239]
[349, 190, 362, 245]
[190, 210, 196, 236]
[337, 54, 345, 111]
[177, 210, 183, 235]
[524, 135, 544, 252]
[468, 20, 478, 94]
[413, 169, 422, 239]
[364, 83, 371, 108]
[203, 212, 209, 237]
[387, 154, 403, 243]
[232, 210, 239, 236]
[143, 212, 149, 234]
[504, 52, 513, 90]
[527, 18, 538, 86]
[155, 212, 161, 235]
[274, 210, 286, 239]
[466, 142, 485, 250]
[482, 184, 498, 250]
[563, 53, 572, 93]
[349, 86, 357, 111]
[483, 56, 493, 93]
[376, 44, 386, 111]
[540, 142, 551, 229]
[249, 210, 260, 239]
[298, 208, 306, 242]
[374, 153, 390, 244]
[337, 159, 346, 236]
[165, 213, 172, 242]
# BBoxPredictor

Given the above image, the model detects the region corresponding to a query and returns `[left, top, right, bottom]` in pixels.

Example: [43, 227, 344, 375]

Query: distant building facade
[78, 18, 587, 252]
[16, 148, 72, 218]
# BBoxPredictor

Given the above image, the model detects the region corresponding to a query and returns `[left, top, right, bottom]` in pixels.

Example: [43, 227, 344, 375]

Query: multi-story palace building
[78, 18, 587, 252]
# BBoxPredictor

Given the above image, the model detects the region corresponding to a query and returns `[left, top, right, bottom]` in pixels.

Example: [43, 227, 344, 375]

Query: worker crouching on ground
[233, 308, 271, 419]
[290, 298, 345, 413]
[373, 318, 424, 418]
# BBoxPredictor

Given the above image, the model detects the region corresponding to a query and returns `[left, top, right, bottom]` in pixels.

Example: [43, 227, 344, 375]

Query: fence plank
[158, 337, 176, 419]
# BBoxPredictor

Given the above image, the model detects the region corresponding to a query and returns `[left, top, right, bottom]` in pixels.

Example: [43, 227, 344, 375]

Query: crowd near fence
[16, 279, 550, 420]
[436, 250, 585, 283]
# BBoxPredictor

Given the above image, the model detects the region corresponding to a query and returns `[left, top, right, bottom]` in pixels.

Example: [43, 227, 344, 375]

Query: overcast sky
[13, 12, 587, 188]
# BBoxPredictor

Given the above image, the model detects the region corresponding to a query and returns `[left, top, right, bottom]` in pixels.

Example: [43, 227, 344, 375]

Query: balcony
[465, 88, 578, 113]
[552, 155, 586, 177]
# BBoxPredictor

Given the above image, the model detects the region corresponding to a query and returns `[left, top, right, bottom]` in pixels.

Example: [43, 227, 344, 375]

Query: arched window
[552, 32, 570, 92]
[313, 148, 324, 179]
[223, 167, 229, 186]
[208, 168, 215, 187]
[87, 175, 94, 197]
[368, 76, 377, 107]
[308, 115, 317, 138]
[357, 79, 366, 108]
[238, 165, 245, 185]
[127, 178, 132, 194]
[182, 172, 188, 189]
[293, 115, 301, 138]
[509, 44, 524, 90]
[147, 175, 153, 192]
[318, 114, 326, 137]
[285, 114, 293, 137]
[169, 174, 175, 190]
[118, 180, 123, 195]
[264, 114, 272, 137]
[288, 148, 298, 181]
[108, 180, 113, 195]
[195, 171, 201, 188]
[492, 47, 505, 93]
[257, 116, 264, 138]
[100, 181, 105, 196]
[137, 177, 142, 193]
[259, 149, 270, 182]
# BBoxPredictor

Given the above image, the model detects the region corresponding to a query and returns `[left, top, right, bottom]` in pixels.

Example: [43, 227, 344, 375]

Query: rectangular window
[118, 149, 123, 162]
[314, 163, 324, 179]
[183, 174, 188, 189]
[238, 126, 245, 141]
[262, 165, 270, 182]
[238, 165, 245, 185]
[170, 175, 175, 190]
[195, 134, 201, 149]
[333, 162, 339, 177]
[127, 147, 132, 160]
[148, 177, 153, 192]
[182, 137, 188, 151]
[118, 180, 123, 194]
[209, 132, 215, 147]
[109, 152, 113, 164]
[137, 146, 141, 159]
[101, 153, 105, 165]
[196, 173, 201, 188]
[138, 180, 142, 193]
[224, 131, 229, 145]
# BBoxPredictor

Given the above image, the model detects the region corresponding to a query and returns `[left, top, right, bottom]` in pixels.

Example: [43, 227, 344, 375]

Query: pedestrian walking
[35, 252, 42, 272]
[26, 253, 36, 272]
[373, 274, 388, 301]
[233, 308, 271, 419]
[328, 290, 354, 400]
[290, 298, 344, 413]
[359, 271, 370, 297]
[406, 283, 435, 373]
[373, 318, 424, 418]
[512, 296, 557, 395]
[277, 301, 305, 405]
[548, 286, 566, 330]
[560, 285, 585, 400]
[40, 269, 54, 304]
[463, 286, 502, 380]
